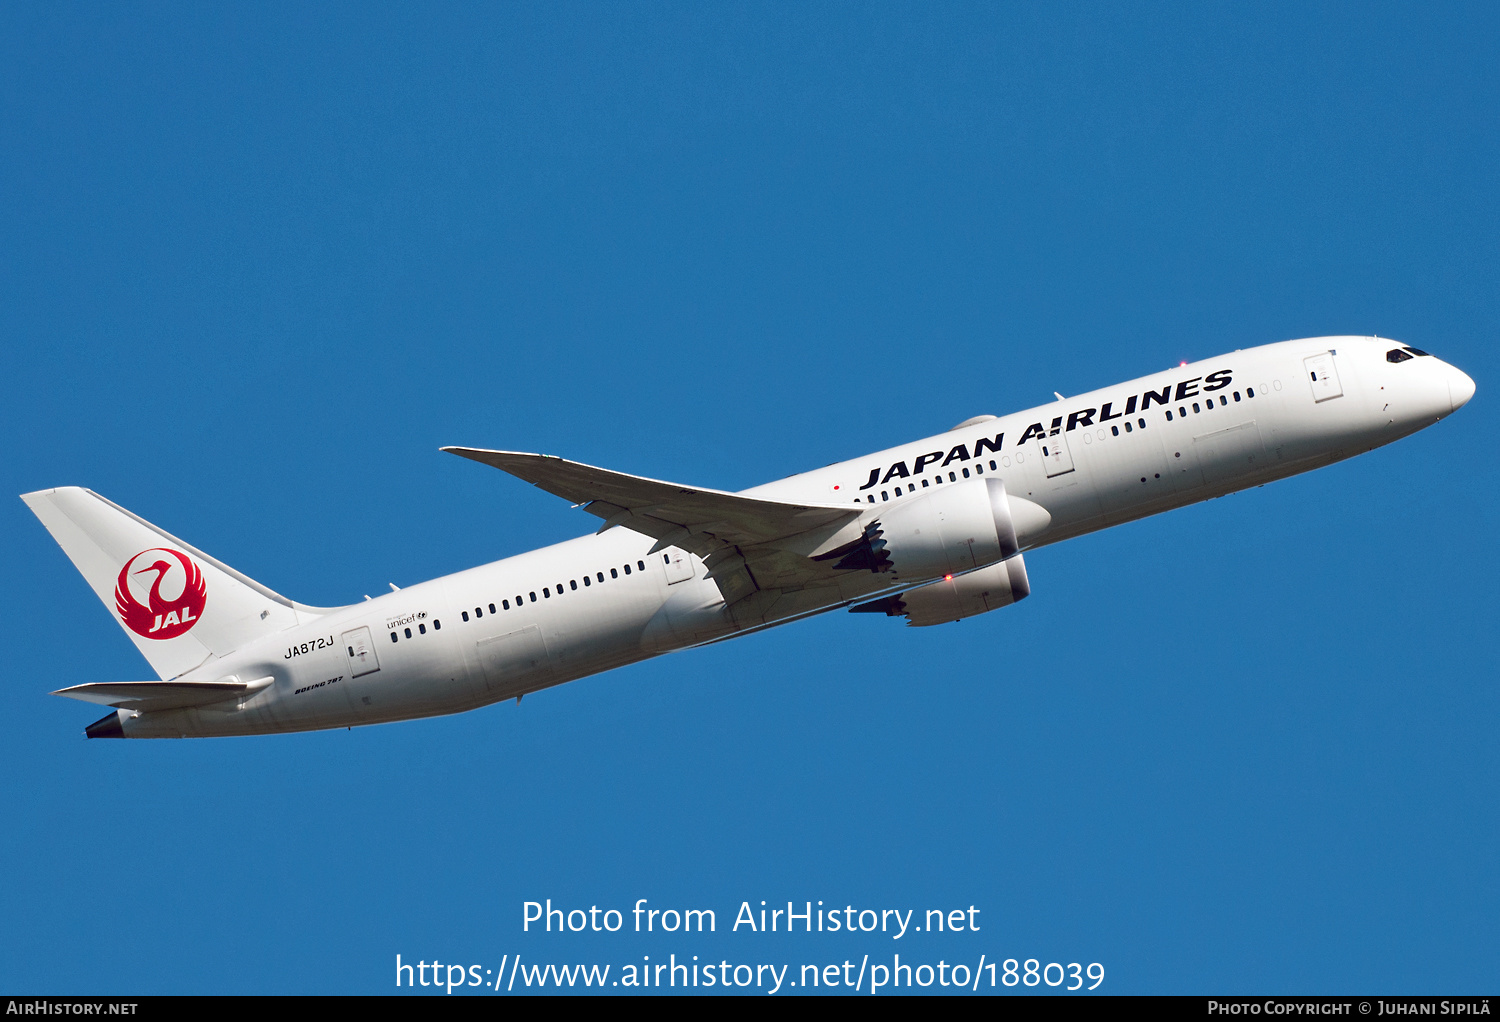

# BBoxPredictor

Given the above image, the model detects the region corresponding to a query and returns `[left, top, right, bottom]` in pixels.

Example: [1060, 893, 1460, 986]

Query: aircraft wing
[442, 447, 867, 607]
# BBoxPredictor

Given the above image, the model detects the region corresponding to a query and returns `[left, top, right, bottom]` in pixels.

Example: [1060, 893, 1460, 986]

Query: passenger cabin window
[462, 610, 469, 622]
[1124, 422, 1132, 432]
[404, 627, 412, 639]
[570, 580, 578, 591]
[1111, 425, 1119, 436]
[597, 572, 604, 582]
[418, 623, 426, 634]
[583, 576, 590, 586]
[434, 619, 441, 630]
[488, 603, 496, 614]
[623, 564, 631, 575]
[638, 560, 645, 571]
[611, 568, 618, 578]
[1193, 402, 1200, 412]
[1166, 410, 1173, 420]
[1233, 391, 1241, 401]
[989, 460, 997, 470]
[474, 606, 483, 618]
[390, 631, 398, 643]
[543, 587, 550, 598]
[529, 592, 537, 602]
[1247, 387, 1255, 398]
[502, 599, 510, 610]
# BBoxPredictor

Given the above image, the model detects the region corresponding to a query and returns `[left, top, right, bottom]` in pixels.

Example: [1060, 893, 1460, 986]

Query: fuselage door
[342, 626, 380, 678]
[661, 548, 694, 585]
[1304, 352, 1343, 402]
[1036, 431, 1076, 478]
[475, 625, 552, 697]
[1193, 421, 1267, 488]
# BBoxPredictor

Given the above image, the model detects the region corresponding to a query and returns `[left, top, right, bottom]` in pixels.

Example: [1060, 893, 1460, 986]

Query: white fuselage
[123, 336, 1474, 737]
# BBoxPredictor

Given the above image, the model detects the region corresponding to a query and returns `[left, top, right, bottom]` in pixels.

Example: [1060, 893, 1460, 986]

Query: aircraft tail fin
[21, 487, 338, 680]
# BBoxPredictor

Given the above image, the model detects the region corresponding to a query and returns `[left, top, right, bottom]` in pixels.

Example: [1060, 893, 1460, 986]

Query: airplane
[22, 336, 1475, 739]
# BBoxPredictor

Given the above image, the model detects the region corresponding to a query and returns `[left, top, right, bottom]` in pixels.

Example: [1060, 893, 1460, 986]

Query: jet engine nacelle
[827, 478, 1051, 582]
[852, 554, 1031, 626]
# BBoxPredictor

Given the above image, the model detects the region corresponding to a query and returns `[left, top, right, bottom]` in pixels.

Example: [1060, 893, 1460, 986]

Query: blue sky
[2, 2, 1496, 994]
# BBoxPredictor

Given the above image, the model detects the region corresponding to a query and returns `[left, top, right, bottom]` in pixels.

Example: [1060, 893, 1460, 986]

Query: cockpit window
[1387, 348, 1413, 363]
[1403, 346, 1432, 357]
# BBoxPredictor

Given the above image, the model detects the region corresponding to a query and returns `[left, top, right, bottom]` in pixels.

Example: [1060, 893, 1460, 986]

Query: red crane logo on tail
[115, 548, 207, 640]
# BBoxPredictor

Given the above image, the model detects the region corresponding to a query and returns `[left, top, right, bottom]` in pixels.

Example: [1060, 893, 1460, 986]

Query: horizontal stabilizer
[52, 677, 273, 711]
